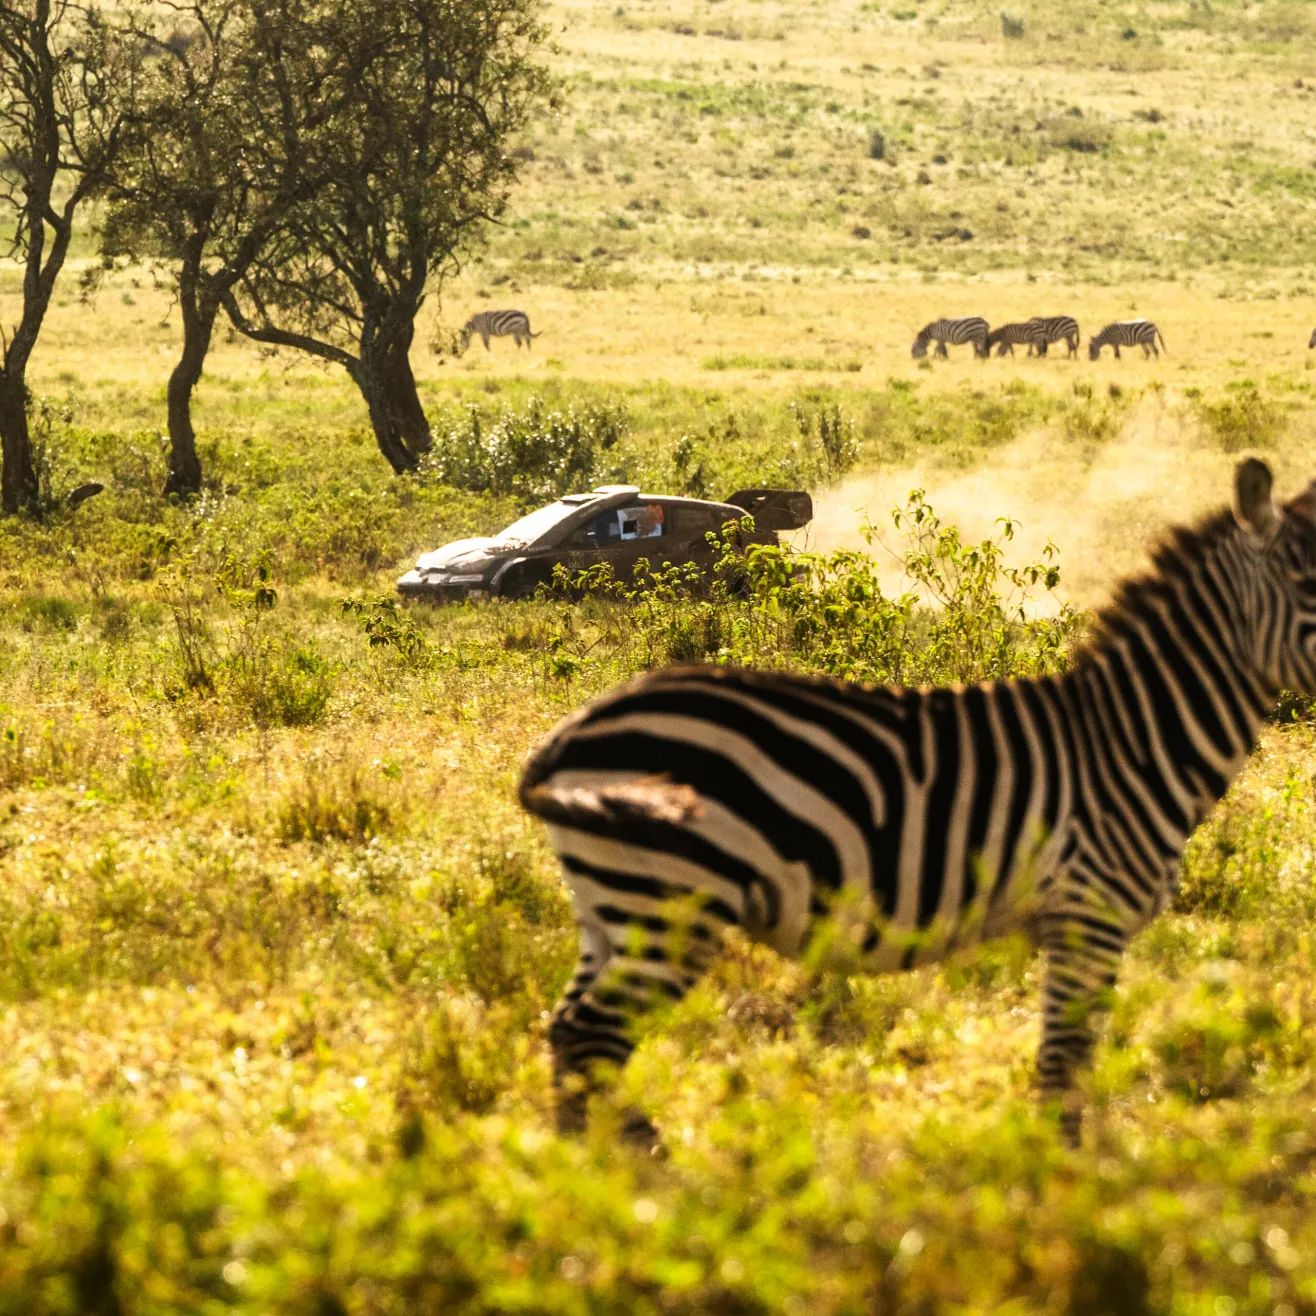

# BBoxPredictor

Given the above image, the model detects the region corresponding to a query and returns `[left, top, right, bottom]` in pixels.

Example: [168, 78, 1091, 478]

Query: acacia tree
[103, 0, 365, 497]
[222, 0, 552, 474]
[0, 0, 138, 513]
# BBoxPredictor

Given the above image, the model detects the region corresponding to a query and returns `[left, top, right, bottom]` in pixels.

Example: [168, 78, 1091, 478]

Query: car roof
[562, 487, 739, 512]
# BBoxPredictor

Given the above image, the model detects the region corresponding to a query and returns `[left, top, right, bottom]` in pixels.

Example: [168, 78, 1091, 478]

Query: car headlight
[448, 574, 486, 584]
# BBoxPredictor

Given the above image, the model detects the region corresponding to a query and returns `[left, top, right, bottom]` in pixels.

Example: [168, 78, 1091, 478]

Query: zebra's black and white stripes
[911, 317, 990, 359]
[1088, 319, 1166, 360]
[1029, 315, 1081, 358]
[986, 321, 1047, 357]
[520, 459, 1316, 1145]
[458, 309, 540, 354]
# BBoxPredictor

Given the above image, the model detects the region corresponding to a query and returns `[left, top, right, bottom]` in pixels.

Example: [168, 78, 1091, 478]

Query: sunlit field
[4, 0, 1316, 1310]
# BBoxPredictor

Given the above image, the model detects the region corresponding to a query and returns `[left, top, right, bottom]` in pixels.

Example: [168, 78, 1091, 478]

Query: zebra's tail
[529, 329, 542, 339]
[1156, 327, 1168, 355]
[520, 774, 703, 831]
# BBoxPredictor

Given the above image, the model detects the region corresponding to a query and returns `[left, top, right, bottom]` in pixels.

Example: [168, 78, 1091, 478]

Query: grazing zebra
[1030, 315, 1081, 358]
[986, 321, 1048, 357]
[911, 317, 990, 359]
[521, 459, 1316, 1147]
[457, 309, 540, 354]
[1088, 319, 1166, 360]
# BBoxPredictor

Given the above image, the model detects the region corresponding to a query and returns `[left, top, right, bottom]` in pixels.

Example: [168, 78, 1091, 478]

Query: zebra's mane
[1074, 506, 1239, 662]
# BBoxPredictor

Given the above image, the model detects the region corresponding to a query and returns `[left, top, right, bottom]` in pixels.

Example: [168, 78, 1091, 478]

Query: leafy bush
[425, 397, 629, 501]
[160, 554, 334, 724]
[541, 492, 1079, 686]
[1195, 382, 1287, 452]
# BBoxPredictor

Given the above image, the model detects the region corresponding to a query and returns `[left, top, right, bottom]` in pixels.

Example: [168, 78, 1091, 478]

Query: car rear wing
[723, 488, 813, 531]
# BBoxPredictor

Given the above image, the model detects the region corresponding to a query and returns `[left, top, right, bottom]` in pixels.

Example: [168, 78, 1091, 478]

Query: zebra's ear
[1233, 458, 1280, 546]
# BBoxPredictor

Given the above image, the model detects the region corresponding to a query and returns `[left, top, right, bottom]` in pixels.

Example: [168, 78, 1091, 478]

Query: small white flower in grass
[1214, 1298, 1236, 1316]
[899, 1228, 925, 1257]
[720, 1257, 744, 1282]
[632, 1198, 658, 1224]
[353, 1075, 367, 1089]
[1267, 1227, 1290, 1250]
[843, 1220, 866, 1244]
[559, 1256, 583, 1281]
[122, 1069, 141, 1086]
[223, 1261, 246, 1286]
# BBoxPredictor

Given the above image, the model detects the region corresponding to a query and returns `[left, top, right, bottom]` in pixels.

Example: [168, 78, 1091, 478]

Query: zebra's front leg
[935, 341, 949, 359]
[1037, 930, 1125, 1146]
[1112, 344, 1121, 359]
[549, 909, 718, 1148]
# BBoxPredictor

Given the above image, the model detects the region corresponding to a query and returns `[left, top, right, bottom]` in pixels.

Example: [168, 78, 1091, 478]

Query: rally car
[396, 485, 812, 602]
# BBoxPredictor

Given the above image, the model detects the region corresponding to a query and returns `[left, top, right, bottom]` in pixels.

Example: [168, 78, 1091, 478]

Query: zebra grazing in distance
[986, 321, 1048, 357]
[1308, 328, 1316, 349]
[911, 317, 990, 359]
[1030, 315, 1081, 358]
[521, 459, 1316, 1147]
[1088, 319, 1166, 360]
[457, 309, 540, 354]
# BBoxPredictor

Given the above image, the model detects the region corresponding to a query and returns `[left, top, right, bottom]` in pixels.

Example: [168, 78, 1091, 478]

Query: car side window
[618, 504, 664, 540]
[572, 509, 624, 547]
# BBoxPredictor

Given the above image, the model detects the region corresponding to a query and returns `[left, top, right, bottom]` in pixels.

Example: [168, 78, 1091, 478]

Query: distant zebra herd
[913, 315, 1166, 361]
[459, 309, 1316, 362]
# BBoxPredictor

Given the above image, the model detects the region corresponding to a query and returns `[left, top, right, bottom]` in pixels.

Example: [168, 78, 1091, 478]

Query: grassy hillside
[3, 0, 1316, 1310]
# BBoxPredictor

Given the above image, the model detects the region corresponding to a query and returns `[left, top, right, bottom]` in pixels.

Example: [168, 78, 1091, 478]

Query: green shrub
[541, 492, 1080, 687]
[1195, 382, 1287, 452]
[425, 397, 629, 501]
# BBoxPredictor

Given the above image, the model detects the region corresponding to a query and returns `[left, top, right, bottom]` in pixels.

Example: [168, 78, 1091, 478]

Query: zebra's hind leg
[1037, 923, 1126, 1146]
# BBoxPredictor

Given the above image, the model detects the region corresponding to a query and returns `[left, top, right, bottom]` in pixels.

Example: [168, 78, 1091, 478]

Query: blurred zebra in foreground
[458, 309, 540, 354]
[520, 459, 1316, 1148]
[986, 321, 1047, 357]
[1088, 319, 1166, 360]
[1029, 315, 1081, 358]
[911, 316, 989, 359]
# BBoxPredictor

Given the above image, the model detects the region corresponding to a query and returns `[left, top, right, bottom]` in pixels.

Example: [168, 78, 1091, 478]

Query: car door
[562, 502, 670, 587]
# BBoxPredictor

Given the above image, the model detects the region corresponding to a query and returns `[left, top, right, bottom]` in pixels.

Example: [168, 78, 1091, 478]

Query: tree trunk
[0, 372, 38, 515]
[164, 269, 218, 499]
[382, 321, 431, 459]
[354, 339, 422, 475]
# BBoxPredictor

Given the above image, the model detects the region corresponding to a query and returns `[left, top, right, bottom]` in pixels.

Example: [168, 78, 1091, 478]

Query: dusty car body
[396, 485, 812, 602]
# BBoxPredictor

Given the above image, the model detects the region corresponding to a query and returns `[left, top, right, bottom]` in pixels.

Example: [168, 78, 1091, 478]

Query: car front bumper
[396, 570, 491, 601]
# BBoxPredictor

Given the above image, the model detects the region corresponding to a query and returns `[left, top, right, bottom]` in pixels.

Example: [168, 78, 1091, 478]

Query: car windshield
[493, 500, 583, 547]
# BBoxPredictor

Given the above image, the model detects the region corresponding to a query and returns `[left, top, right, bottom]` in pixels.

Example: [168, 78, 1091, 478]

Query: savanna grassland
[5, 0, 1316, 1311]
